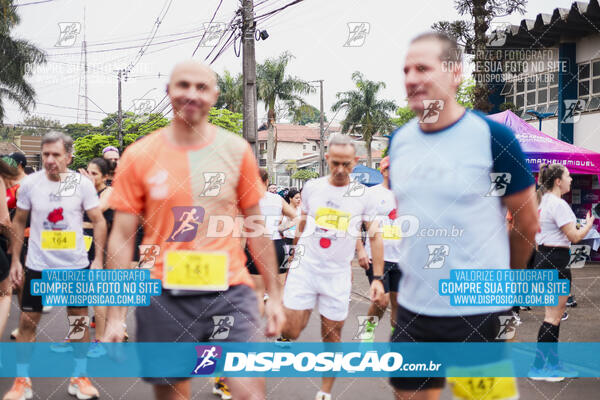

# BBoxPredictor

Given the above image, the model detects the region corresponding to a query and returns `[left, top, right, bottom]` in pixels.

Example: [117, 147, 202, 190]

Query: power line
[191, 0, 226, 57]
[15, 0, 55, 6]
[124, 0, 173, 75]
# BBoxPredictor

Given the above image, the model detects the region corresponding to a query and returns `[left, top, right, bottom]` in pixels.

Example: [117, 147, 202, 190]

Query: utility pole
[242, 0, 258, 158]
[117, 70, 123, 151]
[318, 80, 325, 176]
[83, 7, 88, 124]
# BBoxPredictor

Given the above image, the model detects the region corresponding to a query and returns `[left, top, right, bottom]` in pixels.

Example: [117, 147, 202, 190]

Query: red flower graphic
[388, 208, 398, 220]
[47, 208, 64, 224]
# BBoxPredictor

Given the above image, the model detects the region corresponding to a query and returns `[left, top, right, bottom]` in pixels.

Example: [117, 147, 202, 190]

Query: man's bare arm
[503, 186, 539, 269]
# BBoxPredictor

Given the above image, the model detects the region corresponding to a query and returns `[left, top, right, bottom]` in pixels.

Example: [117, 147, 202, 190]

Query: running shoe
[561, 312, 569, 321]
[212, 377, 232, 400]
[2, 377, 32, 400]
[42, 306, 53, 313]
[50, 339, 73, 353]
[90, 316, 96, 329]
[315, 390, 332, 400]
[520, 306, 531, 311]
[263, 293, 269, 302]
[511, 311, 522, 326]
[86, 340, 107, 359]
[9, 328, 18, 340]
[361, 320, 377, 342]
[527, 367, 564, 382]
[549, 362, 579, 378]
[566, 295, 577, 308]
[68, 377, 99, 399]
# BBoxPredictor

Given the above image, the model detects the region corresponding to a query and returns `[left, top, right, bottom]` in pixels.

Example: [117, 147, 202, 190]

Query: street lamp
[526, 109, 555, 131]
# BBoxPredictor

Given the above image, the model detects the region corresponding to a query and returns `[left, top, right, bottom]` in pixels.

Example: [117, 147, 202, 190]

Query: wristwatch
[372, 275, 384, 281]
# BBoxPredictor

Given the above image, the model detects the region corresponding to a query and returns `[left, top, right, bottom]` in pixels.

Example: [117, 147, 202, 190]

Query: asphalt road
[1, 263, 600, 399]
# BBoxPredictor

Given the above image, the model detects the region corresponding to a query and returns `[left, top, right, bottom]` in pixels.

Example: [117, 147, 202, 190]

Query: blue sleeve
[486, 118, 535, 196]
[387, 128, 401, 191]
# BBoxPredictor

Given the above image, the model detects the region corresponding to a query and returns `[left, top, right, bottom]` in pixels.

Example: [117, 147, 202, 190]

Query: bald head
[169, 60, 217, 88]
[167, 60, 220, 125]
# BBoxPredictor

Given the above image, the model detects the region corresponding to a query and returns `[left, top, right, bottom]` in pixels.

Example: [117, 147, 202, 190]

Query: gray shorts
[136, 284, 260, 384]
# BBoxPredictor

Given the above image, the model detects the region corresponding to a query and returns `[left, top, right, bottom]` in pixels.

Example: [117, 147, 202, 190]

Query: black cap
[10, 152, 27, 168]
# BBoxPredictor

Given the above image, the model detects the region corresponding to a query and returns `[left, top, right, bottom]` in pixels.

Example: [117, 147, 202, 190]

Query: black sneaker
[520, 306, 531, 311]
[566, 295, 577, 308]
[561, 312, 569, 321]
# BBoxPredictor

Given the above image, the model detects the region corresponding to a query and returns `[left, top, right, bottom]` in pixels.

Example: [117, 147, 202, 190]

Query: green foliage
[64, 123, 100, 140]
[72, 134, 118, 170]
[332, 71, 397, 167]
[216, 70, 243, 113]
[391, 106, 416, 128]
[499, 102, 517, 112]
[209, 108, 243, 135]
[456, 78, 475, 109]
[289, 103, 325, 125]
[292, 169, 319, 181]
[0, 0, 46, 121]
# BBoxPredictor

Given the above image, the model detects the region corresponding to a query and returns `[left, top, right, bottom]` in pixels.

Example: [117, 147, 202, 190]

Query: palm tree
[257, 51, 313, 178]
[0, 0, 46, 122]
[332, 72, 397, 168]
[216, 70, 243, 113]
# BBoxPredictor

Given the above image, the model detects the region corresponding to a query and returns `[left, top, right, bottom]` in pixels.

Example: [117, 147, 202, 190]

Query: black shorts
[365, 261, 402, 293]
[132, 226, 144, 262]
[0, 238, 9, 283]
[390, 305, 506, 391]
[21, 267, 88, 312]
[533, 245, 571, 282]
[245, 239, 286, 275]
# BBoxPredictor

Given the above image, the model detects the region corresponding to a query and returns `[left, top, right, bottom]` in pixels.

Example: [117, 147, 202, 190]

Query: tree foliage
[332, 71, 397, 167]
[292, 169, 319, 180]
[216, 70, 243, 113]
[257, 52, 314, 178]
[432, 0, 527, 111]
[0, 0, 46, 122]
[288, 103, 325, 125]
[209, 107, 243, 135]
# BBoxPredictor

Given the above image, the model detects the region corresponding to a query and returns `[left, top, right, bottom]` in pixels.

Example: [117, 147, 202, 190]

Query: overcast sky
[6, 0, 576, 127]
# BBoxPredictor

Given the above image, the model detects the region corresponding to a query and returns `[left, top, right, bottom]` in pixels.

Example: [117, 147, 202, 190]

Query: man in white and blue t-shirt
[388, 32, 539, 398]
[5, 132, 107, 400]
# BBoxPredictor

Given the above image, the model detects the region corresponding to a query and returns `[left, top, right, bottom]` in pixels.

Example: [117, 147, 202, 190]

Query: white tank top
[260, 192, 283, 240]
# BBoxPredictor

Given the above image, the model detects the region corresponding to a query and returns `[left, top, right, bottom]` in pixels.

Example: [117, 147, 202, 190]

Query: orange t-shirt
[109, 127, 264, 287]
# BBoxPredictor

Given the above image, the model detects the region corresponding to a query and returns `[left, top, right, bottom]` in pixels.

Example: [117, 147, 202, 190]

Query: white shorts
[283, 264, 352, 321]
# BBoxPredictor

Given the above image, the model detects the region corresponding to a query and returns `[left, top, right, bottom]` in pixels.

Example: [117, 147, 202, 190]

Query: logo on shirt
[562, 99, 586, 124]
[345, 173, 367, 197]
[167, 207, 205, 242]
[192, 345, 222, 375]
[66, 316, 89, 340]
[354, 316, 378, 340]
[420, 100, 444, 124]
[209, 316, 234, 340]
[200, 172, 226, 197]
[486, 173, 512, 197]
[147, 170, 169, 200]
[424, 244, 449, 269]
[44, 207, 67, 230]
[568, 245, 591, 269]
[495, 315, 517, 340]
[55, 172, 81, 197]
[343, 22, 370, 47]
[138, 245, 160, 269]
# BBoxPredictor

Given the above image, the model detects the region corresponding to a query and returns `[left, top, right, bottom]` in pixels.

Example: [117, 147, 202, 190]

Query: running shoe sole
[67, 384, 99, 400]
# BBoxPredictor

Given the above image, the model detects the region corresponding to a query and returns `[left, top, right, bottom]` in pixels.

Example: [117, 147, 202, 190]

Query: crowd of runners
[0, 31, 588, 400]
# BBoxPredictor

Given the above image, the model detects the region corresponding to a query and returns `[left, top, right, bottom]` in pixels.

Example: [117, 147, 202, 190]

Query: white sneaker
[315, 390, 331, 400]
[10, 328, 18, 340]
[42, 306, 53, 313]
